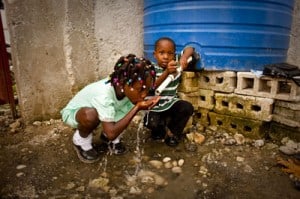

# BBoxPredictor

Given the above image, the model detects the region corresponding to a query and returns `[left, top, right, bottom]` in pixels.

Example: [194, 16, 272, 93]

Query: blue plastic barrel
[144, 0, 294, 71]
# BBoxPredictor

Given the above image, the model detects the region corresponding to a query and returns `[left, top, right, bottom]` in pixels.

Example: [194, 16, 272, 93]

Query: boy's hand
[180, 47, 195, 70]
[166, 60, 178, 74]
[137, 96, 161, 110]
[179, 55, 189, 70]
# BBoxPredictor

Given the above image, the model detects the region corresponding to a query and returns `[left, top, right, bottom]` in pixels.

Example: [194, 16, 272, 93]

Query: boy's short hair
[154, 37, 176, 51]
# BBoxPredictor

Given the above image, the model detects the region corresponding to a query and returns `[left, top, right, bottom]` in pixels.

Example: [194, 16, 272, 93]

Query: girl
[61, 54, 160, 163]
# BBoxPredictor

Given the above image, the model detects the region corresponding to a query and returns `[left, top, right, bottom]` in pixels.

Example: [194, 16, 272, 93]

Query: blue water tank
[144, 0, 294, 71]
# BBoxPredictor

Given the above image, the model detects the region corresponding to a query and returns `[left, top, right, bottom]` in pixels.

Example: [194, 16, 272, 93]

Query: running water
[123, 110, 148, 187]
[97, 111, 147, 171]
[97, 151, 108, 173]
[133, 110, 147, 175]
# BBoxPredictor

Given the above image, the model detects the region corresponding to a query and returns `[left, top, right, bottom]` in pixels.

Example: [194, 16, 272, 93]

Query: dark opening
[251, 105, 261, 112]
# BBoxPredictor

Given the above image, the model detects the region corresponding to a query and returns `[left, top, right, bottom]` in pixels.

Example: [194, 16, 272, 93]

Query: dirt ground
[0, 104, 300, 199]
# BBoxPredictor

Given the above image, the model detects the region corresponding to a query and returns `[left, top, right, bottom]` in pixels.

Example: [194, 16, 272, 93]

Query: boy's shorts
[61, 108, 79, 128]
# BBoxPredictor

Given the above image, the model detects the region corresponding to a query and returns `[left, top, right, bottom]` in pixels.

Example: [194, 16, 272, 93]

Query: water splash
[97, 152, 108, 173]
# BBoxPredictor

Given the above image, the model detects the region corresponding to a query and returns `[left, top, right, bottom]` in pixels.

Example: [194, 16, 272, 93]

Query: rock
[281, 137, 290, 145]
[137, 170, 168, 186]
[236, 156, 245, 162]
[172, 160, 178, 167]
[44, 121, 51, 126]
[75, 186, 85, 192]
[194, 133, 205, 144]
[208, 125, 218, 131]
[186, 133, 194, 142]
[223, 138, 236, 146]
[234, 133, 245, 145]
[279, 140, 300, 155]
[162, 157, 171, 163]
[178, 159, 184, 167]
[149, 160, 163, 169]
[199, 166, 208, 175]
[32, 121, 42, 126]
[186, 132, 205, 144]
[16, 164, 26, 170]
[265, 143, 278, 150]
[16, 172, 24, 177]
[89, 177, 110, 192]
[254, 139, 265, 148]
[244, 165, 254, 173]
[153, 174, 168, 186]
[164, 162, 173, 169]
[65, 182, 76, 190]
[129, 186, 142, 195]
[9, 119, 21, 129]
[125, 175, 137, 186]
[140, 175, 155, 184]
[171, 166, 182, 174]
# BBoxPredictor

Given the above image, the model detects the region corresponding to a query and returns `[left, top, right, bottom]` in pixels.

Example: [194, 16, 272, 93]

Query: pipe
[155, 56, 192, 96]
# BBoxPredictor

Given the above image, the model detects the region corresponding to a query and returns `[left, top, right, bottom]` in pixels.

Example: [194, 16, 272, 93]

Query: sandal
[165, 136, 179, 147]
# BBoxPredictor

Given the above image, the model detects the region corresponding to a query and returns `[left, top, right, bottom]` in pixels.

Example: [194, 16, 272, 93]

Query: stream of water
[133, 110, 147, 175]
[96, 111, 147, 177]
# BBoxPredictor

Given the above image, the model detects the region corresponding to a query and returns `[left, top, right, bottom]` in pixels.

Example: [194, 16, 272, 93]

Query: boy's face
[153, 40, 175, 68]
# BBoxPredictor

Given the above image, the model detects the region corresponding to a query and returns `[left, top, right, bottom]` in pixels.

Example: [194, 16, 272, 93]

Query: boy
[144, 37, 197, 147]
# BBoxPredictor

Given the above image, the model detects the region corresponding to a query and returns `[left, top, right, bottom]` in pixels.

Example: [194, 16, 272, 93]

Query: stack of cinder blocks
[178, 70, 300, 140]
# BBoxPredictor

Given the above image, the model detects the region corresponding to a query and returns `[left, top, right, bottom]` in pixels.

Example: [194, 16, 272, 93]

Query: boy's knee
[186, 102, 194, 116]
[144, 112, 162, 129]
[179, 101, 194, 116]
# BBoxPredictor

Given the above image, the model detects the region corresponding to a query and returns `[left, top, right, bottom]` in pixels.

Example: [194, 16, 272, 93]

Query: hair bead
[108, 54, 156, 93]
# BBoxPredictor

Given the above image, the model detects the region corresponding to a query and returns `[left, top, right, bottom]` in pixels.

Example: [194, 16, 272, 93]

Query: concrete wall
[2, 0, 299, 123]
[287, 0, 300, 65]
[0, 8, 10, 46]
[4, 0, 143, 123]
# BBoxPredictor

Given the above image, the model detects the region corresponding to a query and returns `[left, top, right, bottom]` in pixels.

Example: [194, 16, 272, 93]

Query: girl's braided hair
[107, 54, 156, 92]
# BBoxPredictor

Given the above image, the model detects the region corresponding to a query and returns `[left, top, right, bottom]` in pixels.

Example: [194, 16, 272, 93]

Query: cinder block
[182, 71, 196, 79]
[272, 115, 300, 128]
[235, 72, 300, 101]
[273, 100, 300, 125]
[198, 89, 215, 110]
[178, 91, 199, 109]
[214, 93, 274, 121]
[274, 101, 300, 118]
[178, 71, 198, 93]
[198, 70, 236, 93]
[269, 122, 300, 142]
[209, 112, 269, 139]
[194, 107, 210, 126]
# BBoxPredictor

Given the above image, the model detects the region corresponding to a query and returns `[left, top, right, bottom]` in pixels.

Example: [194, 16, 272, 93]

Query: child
[144, 37, 197, 147]
[61, 54, 160, 163]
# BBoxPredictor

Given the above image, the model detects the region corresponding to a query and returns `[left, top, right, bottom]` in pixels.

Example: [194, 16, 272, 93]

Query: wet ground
[0, 104, 300, 199]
